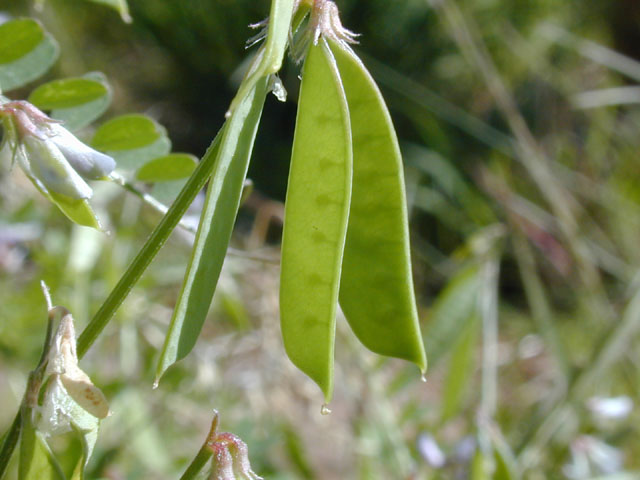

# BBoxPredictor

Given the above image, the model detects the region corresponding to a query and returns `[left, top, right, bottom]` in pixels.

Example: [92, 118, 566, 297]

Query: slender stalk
[109, 172, 185, 229]
[179, 411, 219, 480]
[0, 296, 60, 478]
[76, 129, 223, 359]
[110, 172, 278, 264]
[180, 445, 213, 480]
[479, 255, 499, 420]
[0, 413, 21, 478]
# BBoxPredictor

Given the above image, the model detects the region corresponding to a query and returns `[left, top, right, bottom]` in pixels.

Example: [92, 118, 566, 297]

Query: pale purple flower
[0, 100, 115, 200]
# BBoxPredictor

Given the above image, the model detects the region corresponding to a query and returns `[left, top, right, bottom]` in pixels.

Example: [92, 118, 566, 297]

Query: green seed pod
[280, 37, 353, 402]
[329, 39, 427, 373]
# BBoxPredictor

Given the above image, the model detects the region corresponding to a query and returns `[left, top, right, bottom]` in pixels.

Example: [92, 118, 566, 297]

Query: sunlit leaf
[29, 73, 111, 130]
[0, 18, 58, 91]
[91, 114, 171, 171]
[92, 114, 166, 151]
[0, 19, 43, 64]
[136, 153, 198, 182]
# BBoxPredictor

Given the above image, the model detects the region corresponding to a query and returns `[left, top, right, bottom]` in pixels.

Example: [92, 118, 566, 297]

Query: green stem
[110, 173, 278, 264]
[179, 411, 219, 480]
[0, 412, 21, 478]
[479, 255, 499, 420]
[0, 299, 59, 478]
[76, 129, 223, 359]
[179, 445, 213, 480]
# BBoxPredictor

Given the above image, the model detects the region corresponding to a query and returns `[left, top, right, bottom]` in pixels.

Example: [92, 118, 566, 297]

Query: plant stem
[76, 129, 224, 359]
[179, 446, 213, 480]
[0, 412, 21, 479]
[479, 255, 499, 420]
[111, 172, 279, 264]
[0, 300, 60, 478]
[179, 411, 219, 480]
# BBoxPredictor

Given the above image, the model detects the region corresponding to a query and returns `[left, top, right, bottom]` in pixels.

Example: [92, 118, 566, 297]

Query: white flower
[0, 100, 115, 200]
[46, 122, 115, 180]
[21, 133, 94, 199]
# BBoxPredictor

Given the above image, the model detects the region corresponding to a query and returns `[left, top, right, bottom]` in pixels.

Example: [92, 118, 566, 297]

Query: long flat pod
[280, 38, 352, 401]
[329, 40, 427, 372]
[155, 77, 269, 382]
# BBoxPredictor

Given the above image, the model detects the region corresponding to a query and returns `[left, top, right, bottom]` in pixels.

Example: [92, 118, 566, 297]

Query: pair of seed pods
[280, 37, 427, 402]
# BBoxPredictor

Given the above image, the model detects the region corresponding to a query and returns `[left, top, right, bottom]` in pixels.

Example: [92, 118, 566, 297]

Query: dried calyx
[34, 308, 110, 437]
[291, 0, 359, 62]
[204, 411, 262, 480]
[244, 0, 358, 63]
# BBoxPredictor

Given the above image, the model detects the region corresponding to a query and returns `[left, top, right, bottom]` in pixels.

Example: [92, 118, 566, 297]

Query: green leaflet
[155, 77, 269, 382]
[280, 38, 353, 402]
[0, 19, 44, 64]
[92, 114, 171, 171]
[329, 40, 427, 372]
[136, 153, 198, 182]
[92, 114, 167, 152]
[0, 18, 59, 92]
[28, 77, 107, 110]
[28, 73, 111, 131]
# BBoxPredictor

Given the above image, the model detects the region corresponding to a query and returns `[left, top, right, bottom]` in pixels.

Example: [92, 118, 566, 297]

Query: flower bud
[1, 100, 115, 201]
[22, 134, 93, 199]
[47, 123, 115, 180]
[207, 432, 262, 480]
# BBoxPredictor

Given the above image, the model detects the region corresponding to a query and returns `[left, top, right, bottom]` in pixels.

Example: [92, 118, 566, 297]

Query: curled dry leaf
[39, 312, 110, 431]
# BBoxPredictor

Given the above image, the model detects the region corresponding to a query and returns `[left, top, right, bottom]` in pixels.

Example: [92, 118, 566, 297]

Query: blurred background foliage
[1, 0, 640, 478]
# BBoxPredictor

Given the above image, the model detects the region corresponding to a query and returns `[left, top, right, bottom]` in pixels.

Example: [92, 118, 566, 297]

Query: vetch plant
[157, 0, 426, 406]
[1, 0, 431, 477]
[2, 0, 639, 477]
